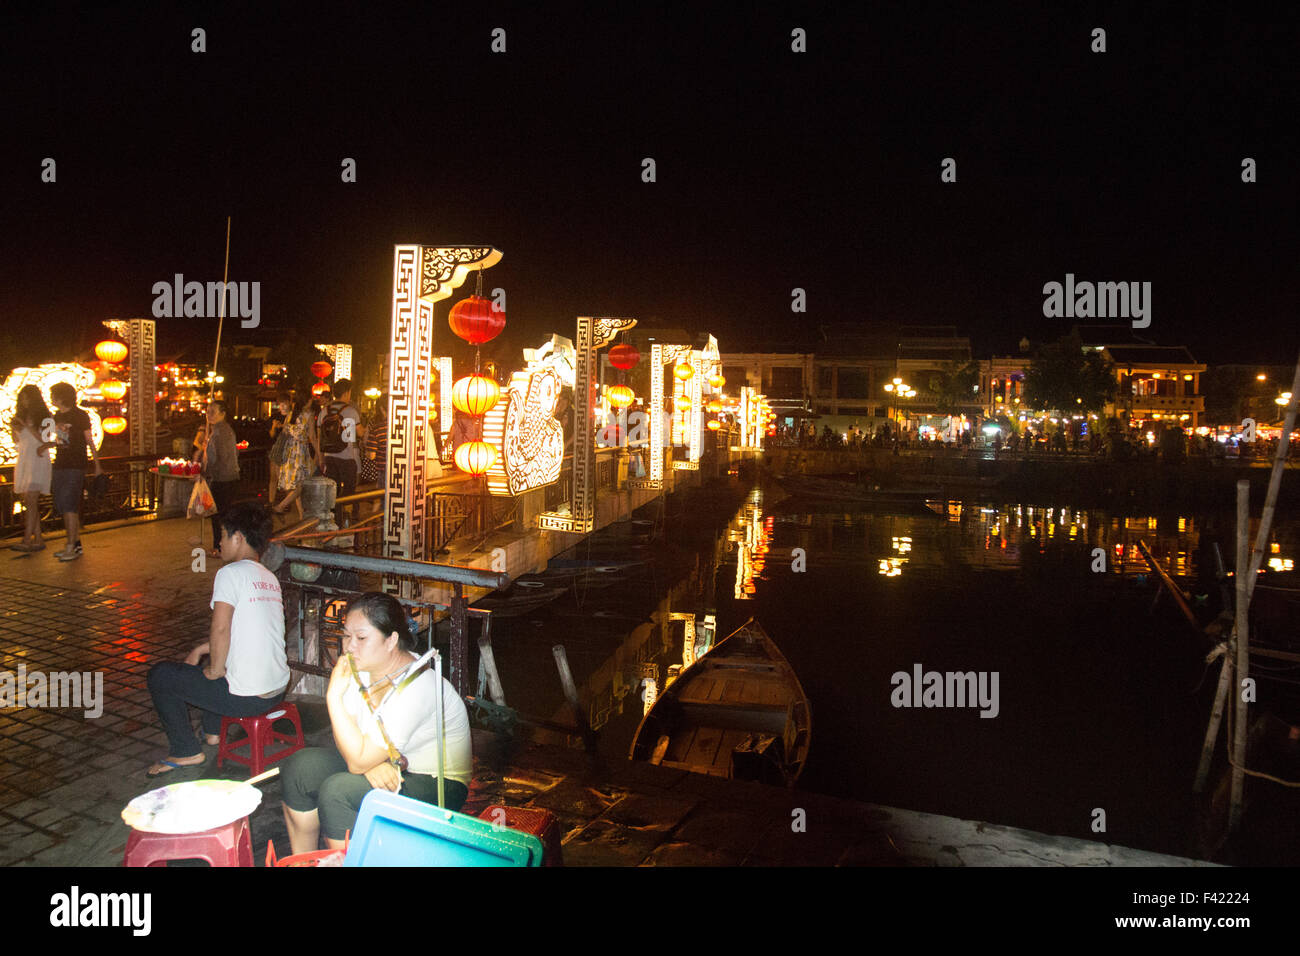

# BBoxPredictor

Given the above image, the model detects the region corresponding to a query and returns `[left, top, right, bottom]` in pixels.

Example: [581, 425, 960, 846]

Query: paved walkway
[0, 516, 1218, 866]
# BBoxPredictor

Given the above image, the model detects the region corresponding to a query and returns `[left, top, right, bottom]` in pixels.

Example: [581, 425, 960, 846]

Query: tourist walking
[200, 400, 241, 557]
[317, 378, 364, 497]
[9, 385, 54, 552]
[273, 394, 317, 520]
[48, 382, 103, 561]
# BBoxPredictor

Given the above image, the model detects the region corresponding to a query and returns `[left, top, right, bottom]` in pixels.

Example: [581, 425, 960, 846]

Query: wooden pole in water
[1229, 480, 1250, 830]
[552, 644, 594, 751]
[477, 633, 507, 706]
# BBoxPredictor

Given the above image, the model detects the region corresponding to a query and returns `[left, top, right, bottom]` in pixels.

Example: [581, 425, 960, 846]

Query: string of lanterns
[94, 339, 129, 435]
[447, 268, 504, 476]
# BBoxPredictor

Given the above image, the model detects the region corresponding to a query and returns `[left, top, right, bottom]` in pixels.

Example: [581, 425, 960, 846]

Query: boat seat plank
[682, 725, 726, 770]
[666, 726, 699, 763]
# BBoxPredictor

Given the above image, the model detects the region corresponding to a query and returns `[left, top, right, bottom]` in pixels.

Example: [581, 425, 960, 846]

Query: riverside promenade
[0, 515, 1216, 867]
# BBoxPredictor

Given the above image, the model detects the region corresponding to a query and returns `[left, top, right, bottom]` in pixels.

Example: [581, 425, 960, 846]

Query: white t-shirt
[342, 662, 472, 786]
[210, 559, 290, 697]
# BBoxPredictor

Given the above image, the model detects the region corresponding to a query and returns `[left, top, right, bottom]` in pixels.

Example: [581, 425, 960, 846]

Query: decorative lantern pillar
[102, 319, 156, 506]
[537, 316, 636, 533]
[384, 245, 502, 592]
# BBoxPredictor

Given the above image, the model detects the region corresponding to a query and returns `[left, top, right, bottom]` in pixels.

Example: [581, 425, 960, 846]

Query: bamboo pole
[477, 633, 507, 706]
[552, 644, 595, 751]
[1229, 480, 1250, 830]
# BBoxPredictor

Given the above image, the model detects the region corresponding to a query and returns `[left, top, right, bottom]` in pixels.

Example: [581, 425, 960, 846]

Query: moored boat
[629, 619, 811, 787]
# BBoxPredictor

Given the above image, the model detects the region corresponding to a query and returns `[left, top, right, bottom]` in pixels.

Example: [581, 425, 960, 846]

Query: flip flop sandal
[146, 758, 205, 778]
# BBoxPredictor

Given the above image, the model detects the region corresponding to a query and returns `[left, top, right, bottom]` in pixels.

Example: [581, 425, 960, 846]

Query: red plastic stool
[124, 818, 253, 867]
[479, 805, 564, 866]
[216, 702, 305, 777]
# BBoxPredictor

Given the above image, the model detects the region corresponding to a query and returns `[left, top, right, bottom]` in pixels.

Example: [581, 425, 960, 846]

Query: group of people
[145, 500, 472, 850]
[9, 382, 103, 560]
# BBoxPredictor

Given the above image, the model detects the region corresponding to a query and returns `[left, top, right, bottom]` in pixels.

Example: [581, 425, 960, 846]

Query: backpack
[320, 402, 348, 454]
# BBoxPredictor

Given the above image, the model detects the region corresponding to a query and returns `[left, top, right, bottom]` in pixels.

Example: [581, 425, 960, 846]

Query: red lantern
[311, 382, 330, 396]
[95, 340, 128, 364]
[607, 385, 634, 408]
[100, 380, 128, 401]
[452, 375, 501, 416]
[102, 416, 128, 434]
[310, 361, 333, 379]
[454, 441, 497, 476]
[609, 344, 640, 370]
[448, 295, 506, 345]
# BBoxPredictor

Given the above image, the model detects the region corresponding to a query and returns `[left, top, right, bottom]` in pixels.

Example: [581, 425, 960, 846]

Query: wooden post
[552, 644, 595, 751]
[477, 633, 507, 706]
[450, 582, 467, 696]
[1229, 480, 1250, 830]
[1192, 647, 1233, 793]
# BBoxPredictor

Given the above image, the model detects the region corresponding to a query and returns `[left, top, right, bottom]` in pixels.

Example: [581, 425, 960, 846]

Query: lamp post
[883, 377, 916, 427]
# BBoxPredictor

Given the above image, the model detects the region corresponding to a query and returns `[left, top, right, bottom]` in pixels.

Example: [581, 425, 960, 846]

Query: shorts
[51, 469, 84, 516]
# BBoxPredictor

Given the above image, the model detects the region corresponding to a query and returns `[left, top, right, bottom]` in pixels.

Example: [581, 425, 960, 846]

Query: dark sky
[2, 1, 1296, 370]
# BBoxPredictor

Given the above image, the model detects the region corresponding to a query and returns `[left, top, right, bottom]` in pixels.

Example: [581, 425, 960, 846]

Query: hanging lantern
[607, 384, 635, 409]
[310, 360, 333, 379]
[95, 340, 128, 364]
[454, 440, 497, 476]
[708, 374, 725, 389]
[674, 363, 694, 381]
[452, 375, 501, 416]
[100, 380, 128, 401]
[102, 416, 128, 434]
[311, 382, 330, 396]
[609, 344, 640, 370]
[448, 295, 506, 345]
[707, 399, 722, 413]
[674, 395, 692, 412]
[707, 420, 721, 431]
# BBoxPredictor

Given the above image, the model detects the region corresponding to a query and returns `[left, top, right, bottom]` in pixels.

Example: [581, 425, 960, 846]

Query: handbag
[187, 476, 218, 519]
[269, 428, 289, 466]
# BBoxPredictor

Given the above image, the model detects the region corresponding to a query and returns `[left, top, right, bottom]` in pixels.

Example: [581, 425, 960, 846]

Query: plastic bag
[187, 476, 217, 519]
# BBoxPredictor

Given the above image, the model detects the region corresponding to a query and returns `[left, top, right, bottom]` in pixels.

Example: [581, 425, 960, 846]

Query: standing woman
[201, 400, 240, 557]
[9, 385, 54, 552]
[273, 394, 317, 519]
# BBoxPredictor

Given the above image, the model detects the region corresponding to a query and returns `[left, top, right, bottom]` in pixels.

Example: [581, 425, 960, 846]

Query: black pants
[322, 457, 357, 497]
[146, 661, 285, 758]
[208, 479, 239, 544]
[281, 745, 468, 840]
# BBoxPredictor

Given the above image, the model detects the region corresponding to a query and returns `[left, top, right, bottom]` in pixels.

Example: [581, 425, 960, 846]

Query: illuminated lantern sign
[607, 384, 634, 408]
[95, 340, 128, 364]
[0, 364, 103, 465]
[448, 294, 506, 345]
[100, 379, 128, 401]
[483, 335, 573, 497]
[454, 440, 497, 476]
[451, 374, 501, 416]
[102, 416, 128, 434]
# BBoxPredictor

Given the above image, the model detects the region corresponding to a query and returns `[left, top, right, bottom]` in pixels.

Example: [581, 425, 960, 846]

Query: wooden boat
[629, 619, 811, 787]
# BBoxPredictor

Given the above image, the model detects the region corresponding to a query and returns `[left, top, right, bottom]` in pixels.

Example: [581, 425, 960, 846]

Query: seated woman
[145, 501, 289, 776]
[280, 592, 472, 852]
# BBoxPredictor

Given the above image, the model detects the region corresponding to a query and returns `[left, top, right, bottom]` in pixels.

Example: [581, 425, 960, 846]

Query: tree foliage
[925, 360, 981, 416]
[1023, 332, 1114, 414]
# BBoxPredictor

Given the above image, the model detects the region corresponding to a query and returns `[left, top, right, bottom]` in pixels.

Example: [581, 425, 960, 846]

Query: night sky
[2, 2, 1296, 371]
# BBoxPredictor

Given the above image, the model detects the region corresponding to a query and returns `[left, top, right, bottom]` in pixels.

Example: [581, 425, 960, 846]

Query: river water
[482, 478, 1300, 864]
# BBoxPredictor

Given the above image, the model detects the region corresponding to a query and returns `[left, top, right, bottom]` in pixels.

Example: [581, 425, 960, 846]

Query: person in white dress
[9, 385, 54, 552]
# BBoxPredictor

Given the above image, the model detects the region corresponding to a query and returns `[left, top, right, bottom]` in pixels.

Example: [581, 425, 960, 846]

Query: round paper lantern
[448, 295, 506, 345]
[311, 382, 330, 396]
[707, 420, 721, 431]
[452, 375, 500, 416]
[100, 379, 127, 401]
[310, 361, 333, 379]
[607, 384, 634, 408]
[454, 440, 497, 476]
[707, 399, 722, 413]
[674, 363, 694, 381]
[609, 344, 640, 370]
[708, 374, 725, 389]
[674, 395, 692, 412]
[95, 340, 128, 364]
[102, 416, 128, 434]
